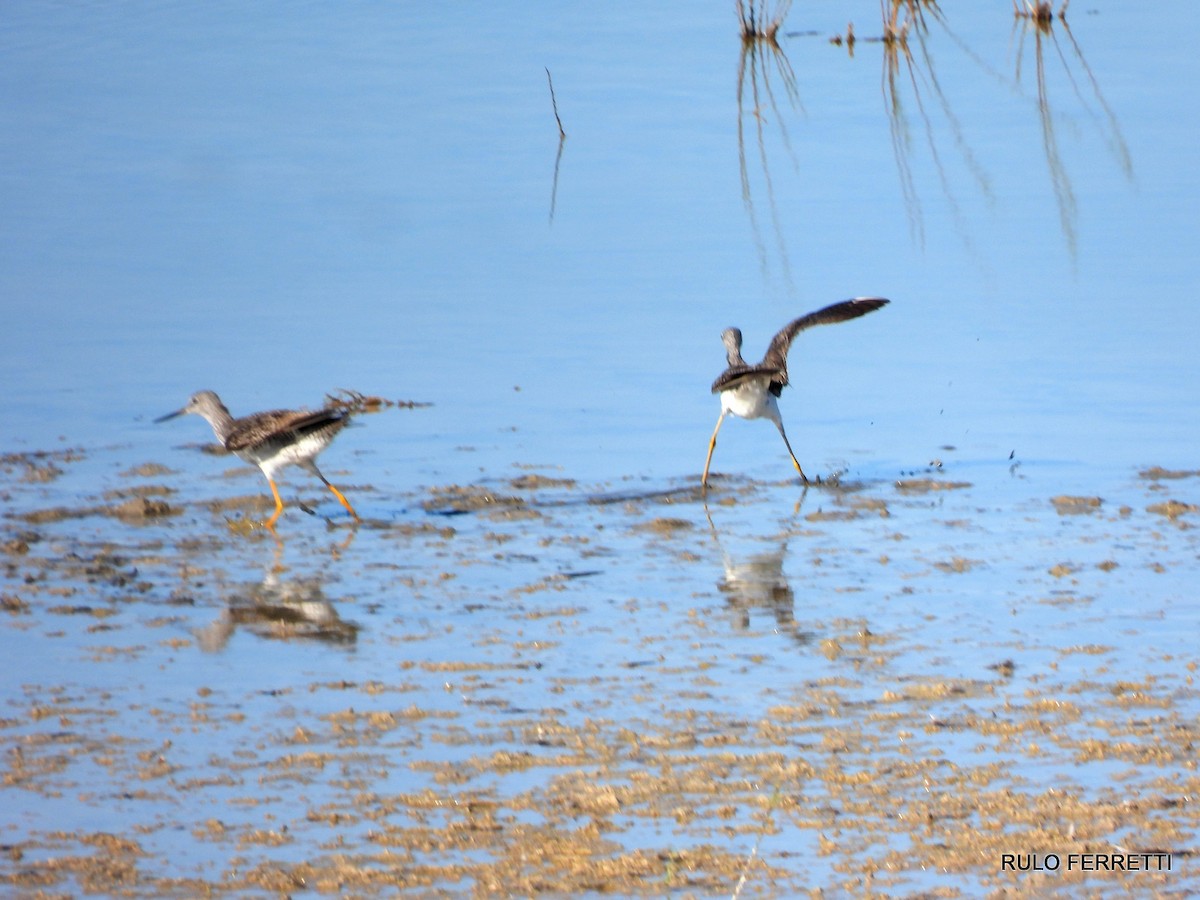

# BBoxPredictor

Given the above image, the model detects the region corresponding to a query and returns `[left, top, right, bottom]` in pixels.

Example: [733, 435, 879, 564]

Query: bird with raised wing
[156, 391, 359, 528]
[702, 297, 888, 488]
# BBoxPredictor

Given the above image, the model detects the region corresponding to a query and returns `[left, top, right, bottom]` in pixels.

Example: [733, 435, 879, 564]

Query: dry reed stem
[737, 0, 792, 42]
[545, 67, 565, 140]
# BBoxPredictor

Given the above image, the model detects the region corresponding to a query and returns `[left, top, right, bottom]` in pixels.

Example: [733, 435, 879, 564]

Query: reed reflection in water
[879, 1, 995, 251]
[736, 0, 801, 293]
[1011, 1, 1134, 261]
[730, 1, 1135, 269]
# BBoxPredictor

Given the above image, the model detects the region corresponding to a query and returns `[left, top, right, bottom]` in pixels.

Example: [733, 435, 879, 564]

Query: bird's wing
[760, 297, 889, 385]
[711, 364, 780, 394]
[226, 408, 348, 453]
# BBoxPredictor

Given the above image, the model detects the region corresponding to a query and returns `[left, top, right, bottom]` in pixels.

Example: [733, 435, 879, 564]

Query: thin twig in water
[545, 68, 566, 222]
[730, 786, 783, 899]
[548, 132, 565, 223]
[545, 67, 566, 139]
[324, 389, 432, 413]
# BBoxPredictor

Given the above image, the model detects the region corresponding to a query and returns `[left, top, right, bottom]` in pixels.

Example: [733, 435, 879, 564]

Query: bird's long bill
[154, 408, 185, 423]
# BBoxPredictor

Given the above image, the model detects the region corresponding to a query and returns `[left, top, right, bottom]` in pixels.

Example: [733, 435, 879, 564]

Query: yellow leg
[326, 482, 359, 521]
[776, 422, 809, 484]
[702, 411, 728, 489]
[265, 478, 285, 528]
[304, 461, 360, 522]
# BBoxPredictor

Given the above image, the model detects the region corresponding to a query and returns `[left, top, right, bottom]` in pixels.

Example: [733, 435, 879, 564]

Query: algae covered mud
[1, 440, 1197, 896]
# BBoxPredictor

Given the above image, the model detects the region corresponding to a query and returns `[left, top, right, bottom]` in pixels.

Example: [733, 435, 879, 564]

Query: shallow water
[3, 1, 1199, 896]
[3, 452, 1198, 894]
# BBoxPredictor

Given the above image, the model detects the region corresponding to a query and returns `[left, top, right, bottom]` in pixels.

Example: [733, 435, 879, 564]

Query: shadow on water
[736, 0, 801, 293]
[1011, 2, 1134, 262]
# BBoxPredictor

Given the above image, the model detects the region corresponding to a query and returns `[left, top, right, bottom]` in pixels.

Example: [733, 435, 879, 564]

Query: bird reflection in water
[706, 500, 814, 646]
[195, 536, 360, 651]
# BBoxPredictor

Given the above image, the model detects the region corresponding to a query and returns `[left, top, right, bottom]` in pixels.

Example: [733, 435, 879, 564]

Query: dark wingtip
[853, 296, 889, 309]
[833, 296, 889, 322]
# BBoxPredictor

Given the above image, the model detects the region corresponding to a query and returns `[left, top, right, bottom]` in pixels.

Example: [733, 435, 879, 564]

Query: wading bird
[702, 297, 888, 488]
[156, 391, 359, 528]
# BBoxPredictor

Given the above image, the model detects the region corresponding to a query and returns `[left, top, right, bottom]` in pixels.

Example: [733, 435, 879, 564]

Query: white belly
[720, 380, 781, 423]
[238, 433, 329, 479]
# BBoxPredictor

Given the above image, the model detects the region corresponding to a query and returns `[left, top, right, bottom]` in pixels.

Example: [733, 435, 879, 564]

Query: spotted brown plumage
[156, 390, 359, 528]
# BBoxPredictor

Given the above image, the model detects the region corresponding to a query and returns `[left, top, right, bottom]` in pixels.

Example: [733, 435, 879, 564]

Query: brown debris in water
[3, 457, 1199, 897]
[120, 462, 174, 478]
[894, 477, 972, 493]
[1139, 466, 1200, 481]
[1051, 495, 1102, 515]
[805, 507, 860, 522]
[4, 651, 1198, 896]
[18, 495, 177, 524]
[1147, 499, 1199, 521]
[631, 517, 693, 536]
[508, 473, 576, 490]
[423, 484, 528, 514]
[802, 490, 887, 522]
[1, 448, 84, 484]
[324, 388, 433, 413]
[108, 497, 175, 521]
